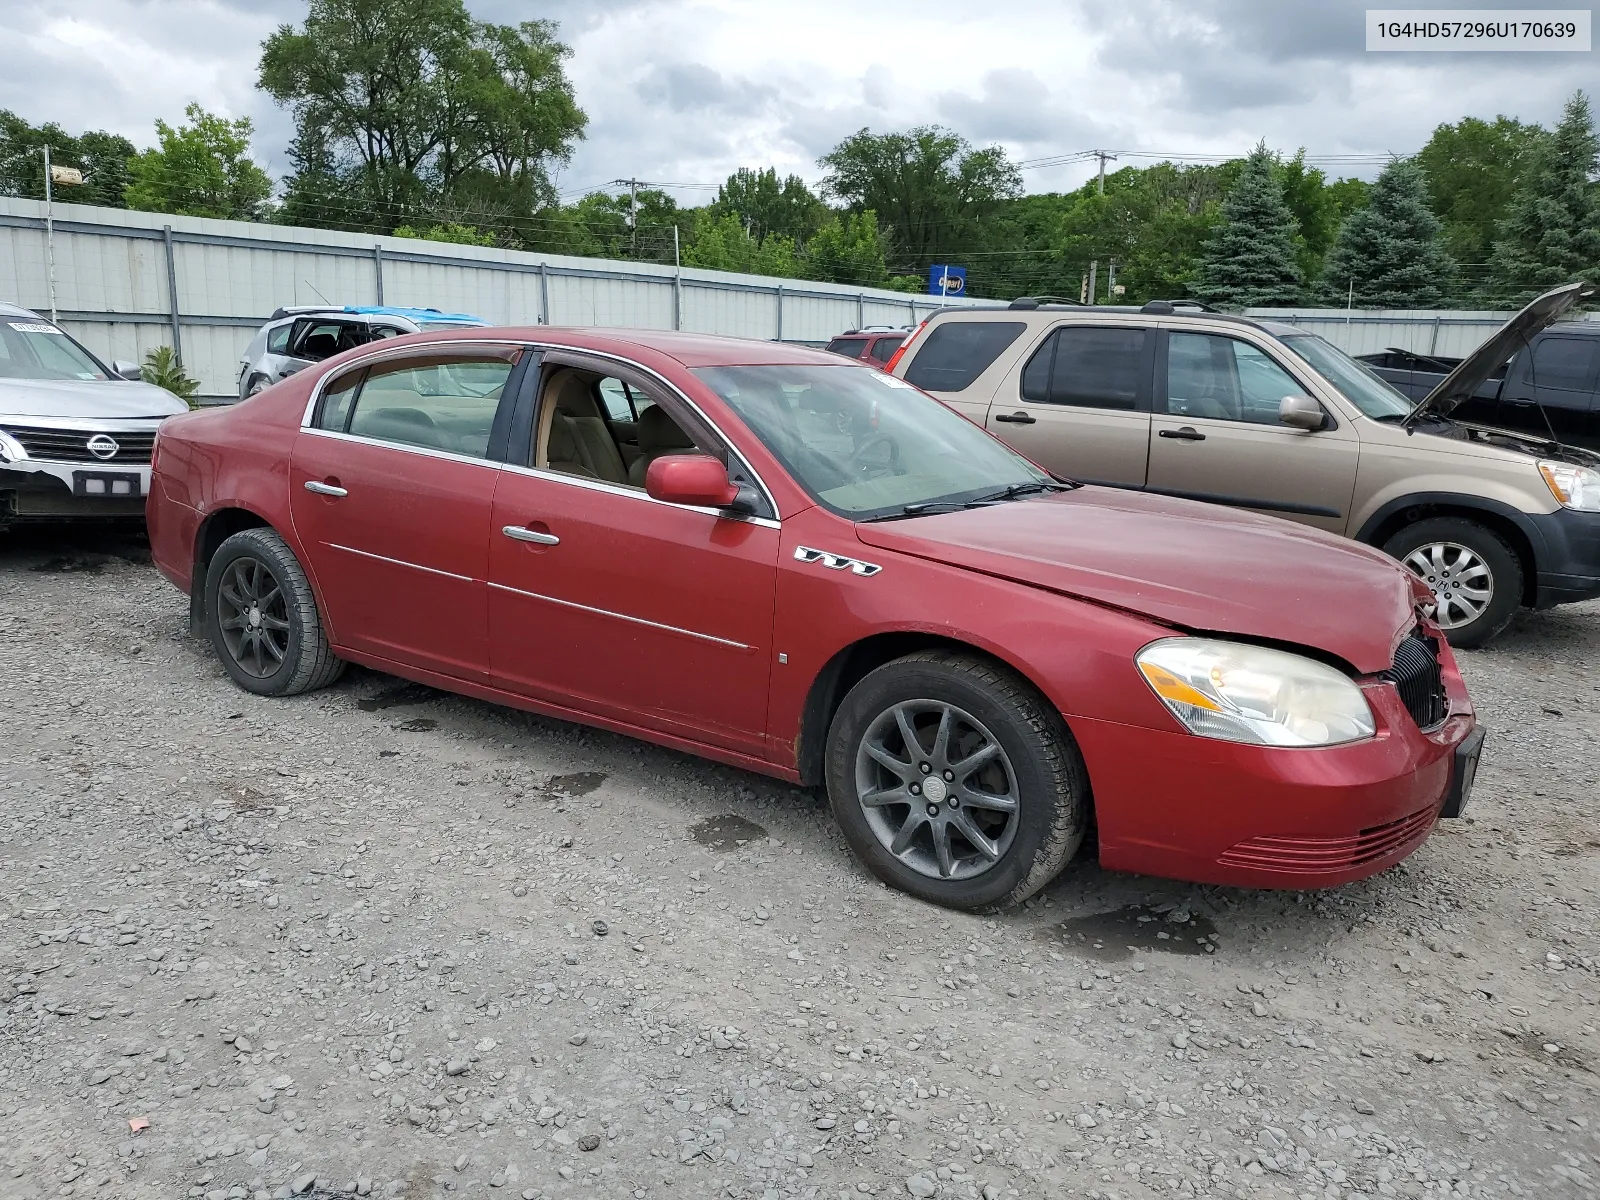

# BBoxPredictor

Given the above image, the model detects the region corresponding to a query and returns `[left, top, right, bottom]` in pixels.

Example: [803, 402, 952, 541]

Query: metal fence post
[857, 293, 865, 329]
[1428, 315, 1442, 356]
[538, 262, 550, 325]
[374, 244, 384, 305]
[775, 285, 784, 342]
[162, 224, 183, 365]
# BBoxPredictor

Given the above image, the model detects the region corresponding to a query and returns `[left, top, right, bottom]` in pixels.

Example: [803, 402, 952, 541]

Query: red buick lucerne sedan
[146, 328, 1482, 911]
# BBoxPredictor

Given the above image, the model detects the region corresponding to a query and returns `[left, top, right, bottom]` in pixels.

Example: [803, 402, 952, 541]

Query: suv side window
[1021, 327, 1145, 410]
[868, 336, 903, 363]
[289, 319, 356, 362]
[342, 355, 517, 458]
[266, 323, 293, 355]
[1165, 332, 1304, 425]
[1530, 337, 1598, 395]
[903, 321, 1027, 392]
[826, 338, 869, 359]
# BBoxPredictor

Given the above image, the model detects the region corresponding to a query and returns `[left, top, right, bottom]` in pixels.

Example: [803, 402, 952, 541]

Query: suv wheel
[205, 528, 345, 696]
[1383, 517, 1522, 649]
[825, 650, 1088, 911]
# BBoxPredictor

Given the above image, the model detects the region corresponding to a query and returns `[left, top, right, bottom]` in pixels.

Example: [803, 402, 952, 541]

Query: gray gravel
[0, 528, 1597, 1200]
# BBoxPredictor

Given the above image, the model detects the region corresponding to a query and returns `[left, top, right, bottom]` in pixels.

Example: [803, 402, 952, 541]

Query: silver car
[0, 303, 187, 527]
[237, 305, 488, 400]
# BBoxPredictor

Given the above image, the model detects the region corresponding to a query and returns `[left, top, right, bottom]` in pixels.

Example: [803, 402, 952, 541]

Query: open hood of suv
[854, 488, 1420, 675]
[1407, 281, 1595, 424]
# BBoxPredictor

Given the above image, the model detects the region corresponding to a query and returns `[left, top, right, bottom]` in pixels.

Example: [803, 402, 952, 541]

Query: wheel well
[1361, 502, 1538, 607]
[189, 508, 272, 629]
[796, 633, 1022, 787]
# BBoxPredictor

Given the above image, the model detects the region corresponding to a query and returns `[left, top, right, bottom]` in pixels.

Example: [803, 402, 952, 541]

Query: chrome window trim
[298, 337, 781, 521]
[486, 580, 752, 650]
[300, 427, 502, 473]
[327, 542, 476, 583]
[499, 460, 781, 530]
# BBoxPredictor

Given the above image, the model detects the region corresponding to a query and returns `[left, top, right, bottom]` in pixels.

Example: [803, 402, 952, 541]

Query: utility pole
[609, 178, 646, 254]
[1087, 259, 1098, 306]
[43, 144, 57, 324]
[1093, 150, 1118, 194]
[1106, 259, 1118, 302]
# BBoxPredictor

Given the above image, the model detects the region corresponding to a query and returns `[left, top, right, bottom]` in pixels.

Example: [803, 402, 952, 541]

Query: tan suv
[890, 285, 1600, 647]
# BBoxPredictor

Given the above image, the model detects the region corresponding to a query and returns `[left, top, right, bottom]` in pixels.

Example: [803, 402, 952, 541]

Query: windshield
[0, 318, 110, 381]
[1282, 334, 1411, 420]
[694, 364, 1052, 520]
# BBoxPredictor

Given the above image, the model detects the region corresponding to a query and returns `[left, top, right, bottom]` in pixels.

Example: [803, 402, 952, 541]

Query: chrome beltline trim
[300, 427, 502, 472]
[326, 542, 476, 583]
[486, 580, 753, 650]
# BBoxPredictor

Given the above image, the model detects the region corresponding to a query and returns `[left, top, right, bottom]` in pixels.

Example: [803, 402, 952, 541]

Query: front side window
[1282, 334, 1410, 420]
[1166, 333, 1306, 425]
[868, 336, 904, 363]
[0, 318, 110, 381]
[1021, 327, 1145, 410]
[696, 363, 1050, 520]
[902, 321, 1027, 392]
[326, 356, 516, 458]
[290, 320, 361, 362]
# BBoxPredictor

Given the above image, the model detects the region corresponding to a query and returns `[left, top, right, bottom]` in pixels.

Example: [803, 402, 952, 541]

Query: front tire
[205, 528, 345, 696]
[825, 651, 1088, 911]
[1382, 517, 1522, 649]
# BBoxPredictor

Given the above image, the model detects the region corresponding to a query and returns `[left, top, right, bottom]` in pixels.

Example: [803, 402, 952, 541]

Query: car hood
[1408, 281, 1595, 422]
[854, 488, 1419, 674]
[0, 377, 188, 420]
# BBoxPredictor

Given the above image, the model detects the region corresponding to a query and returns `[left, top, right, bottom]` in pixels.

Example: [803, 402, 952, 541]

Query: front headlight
[1538, 460, 1600, 512]
[1136, 638, 1375, 747]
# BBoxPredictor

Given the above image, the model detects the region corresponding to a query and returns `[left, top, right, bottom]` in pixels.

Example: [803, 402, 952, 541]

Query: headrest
[637, 403, 696, 455]
[548, 370, 602, 420]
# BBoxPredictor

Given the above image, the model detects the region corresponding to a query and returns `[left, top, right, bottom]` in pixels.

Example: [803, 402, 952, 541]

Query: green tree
[1193, 144, 1302, 308]
[259, 0, 586, 234]
[1319, 158, 1455, 307]
[124, 104, 273, 221]
[566, 188, 680, 259]
[681, 209, 799, 276]
[393, 222, 496, 246]
[1415, 114, 1543, 267]
[710, 168, 827, 243]
[1275, 151, 1369, 287]
[1487, 91, 1600, 304]
[0, 110, 135, 208]
[818, 126, 1020, 287]
[801, 210, 890, 285]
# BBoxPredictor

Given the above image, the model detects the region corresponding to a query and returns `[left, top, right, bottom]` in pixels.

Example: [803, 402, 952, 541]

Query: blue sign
[928, 265, 967, 296]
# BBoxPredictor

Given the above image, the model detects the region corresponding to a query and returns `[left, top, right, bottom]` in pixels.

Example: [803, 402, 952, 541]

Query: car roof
[0, 302, 43, 320]
[924, 304, 1305, 339]
[267, 305, 485, 325]
[409, 326, 854, 369]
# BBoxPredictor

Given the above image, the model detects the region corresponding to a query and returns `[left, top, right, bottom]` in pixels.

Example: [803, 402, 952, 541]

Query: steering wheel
[848, 433, 902, 479]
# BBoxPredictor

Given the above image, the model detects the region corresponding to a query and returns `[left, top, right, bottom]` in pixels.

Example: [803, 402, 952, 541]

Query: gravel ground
[0, 527, 1596, 1200]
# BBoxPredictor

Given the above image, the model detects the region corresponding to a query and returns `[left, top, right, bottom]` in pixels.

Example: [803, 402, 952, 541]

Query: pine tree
[1319, 158, 1455, 308]
[1486, 90, 1600, 304]
[1192, 144, 1302, 308]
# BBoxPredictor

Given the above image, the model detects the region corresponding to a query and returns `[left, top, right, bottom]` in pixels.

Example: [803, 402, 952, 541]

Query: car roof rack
[1140, 299, 1220, 314]
[1009, 296, 1083, 309]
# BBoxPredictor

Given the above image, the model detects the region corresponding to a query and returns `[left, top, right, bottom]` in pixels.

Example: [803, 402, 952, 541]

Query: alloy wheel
[1402, 541, 1493, 630]
[215, 555, 291, 678]
[853, 700, 1020, 881]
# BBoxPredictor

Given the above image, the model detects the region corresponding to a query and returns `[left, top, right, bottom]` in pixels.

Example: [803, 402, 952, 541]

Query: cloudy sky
[3, 0, 1595, 202]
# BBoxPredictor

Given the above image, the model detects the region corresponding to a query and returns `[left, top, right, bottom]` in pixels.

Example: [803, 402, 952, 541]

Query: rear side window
[826, 338, 869, 359]
[347, 357, 515, 458]
[1530, 338, 1598, 392]
[314, 370, 363, 433]
[869, 336, 904, 363]
[266, 323, 292, 355]
[1021, 327, 1146, 410]
[904, 321, 1026, 392]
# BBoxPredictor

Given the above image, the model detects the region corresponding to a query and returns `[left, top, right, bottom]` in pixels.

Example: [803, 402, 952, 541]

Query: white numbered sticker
[7, 322, 63, 334]
[874, 373, 916, 389]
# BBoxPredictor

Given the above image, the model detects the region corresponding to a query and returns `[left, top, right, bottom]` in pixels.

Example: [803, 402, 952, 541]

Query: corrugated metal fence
[0, 197, 996, 402]
[1239, 306, 1600, 359]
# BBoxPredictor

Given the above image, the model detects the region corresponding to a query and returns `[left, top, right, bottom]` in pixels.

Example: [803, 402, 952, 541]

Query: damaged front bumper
[0, 419, 161, 525]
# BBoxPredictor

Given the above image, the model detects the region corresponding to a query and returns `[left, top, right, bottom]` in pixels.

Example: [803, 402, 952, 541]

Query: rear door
[1146, 329, 1358, 533]
[1496, 334, 1600, 448]
[982, 324, 1154, 487]
[290, 347, 527, 681]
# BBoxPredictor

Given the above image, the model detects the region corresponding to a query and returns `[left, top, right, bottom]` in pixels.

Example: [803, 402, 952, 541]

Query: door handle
[1506, 397, 1536, 406]
[303, 480, 347, 497]
[1159, 427, 1206, 441]
[502, 525, 560, 546]
[993, 411, 1037, 425]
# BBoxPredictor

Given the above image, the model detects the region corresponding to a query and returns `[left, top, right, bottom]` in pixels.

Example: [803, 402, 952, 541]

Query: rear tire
[824, 650, 1088, 911]
[205, 528, 345, 696]
[1382, 517, 1522, 649]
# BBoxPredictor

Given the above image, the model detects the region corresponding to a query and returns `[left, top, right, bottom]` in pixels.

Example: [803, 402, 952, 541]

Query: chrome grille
[1381, 632, 1448, 730]
[1, 426, 156, 464]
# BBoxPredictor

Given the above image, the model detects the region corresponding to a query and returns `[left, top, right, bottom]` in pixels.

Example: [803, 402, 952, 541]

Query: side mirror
[112, 360, 141, 381]
[645, 454, 741, 509]
[1278, 394, 1326, 431]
